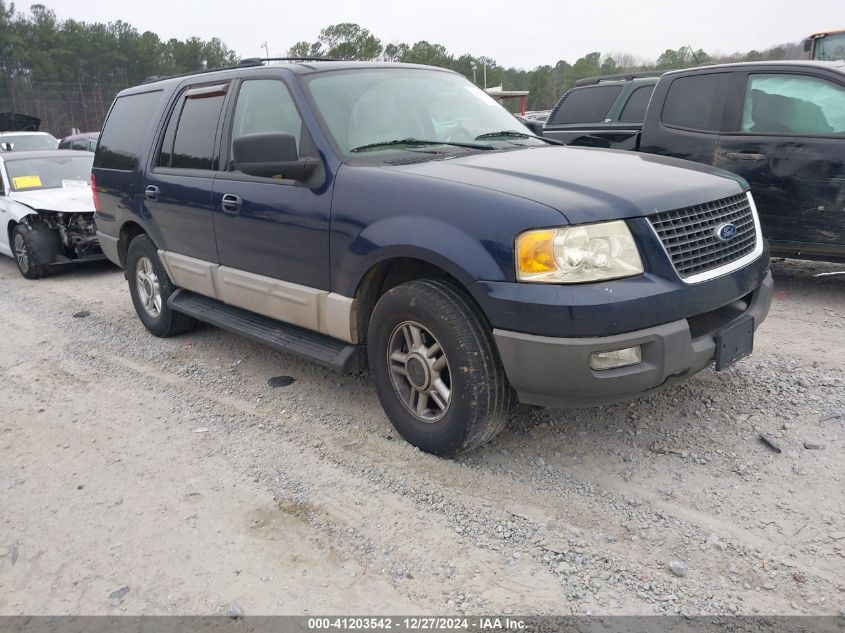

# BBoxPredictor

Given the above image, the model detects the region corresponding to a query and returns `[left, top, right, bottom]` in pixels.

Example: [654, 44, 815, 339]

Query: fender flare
[342, 215, 510, 299]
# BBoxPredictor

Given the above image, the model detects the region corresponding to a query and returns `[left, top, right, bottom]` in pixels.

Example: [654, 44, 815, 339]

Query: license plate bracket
[715, 315, 755, 371]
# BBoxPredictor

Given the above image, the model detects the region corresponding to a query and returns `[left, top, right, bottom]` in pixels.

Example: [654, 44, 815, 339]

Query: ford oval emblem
[715, 223, 737, 242]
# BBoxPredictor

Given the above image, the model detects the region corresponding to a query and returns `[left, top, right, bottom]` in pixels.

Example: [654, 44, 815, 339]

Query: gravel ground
[0, 256, 843, 616]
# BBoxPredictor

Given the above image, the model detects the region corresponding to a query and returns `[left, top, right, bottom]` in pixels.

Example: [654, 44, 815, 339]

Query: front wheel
[11, 224, 52, 279]
[368, 279, 514, 455]
[126, 235, 197, 337]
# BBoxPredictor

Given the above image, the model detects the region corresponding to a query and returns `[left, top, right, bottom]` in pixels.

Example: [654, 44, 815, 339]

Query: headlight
[516, 220, 644, 283]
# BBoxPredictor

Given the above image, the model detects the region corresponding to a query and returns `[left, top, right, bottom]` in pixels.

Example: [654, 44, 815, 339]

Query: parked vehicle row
[543, 60, 845, 263]
[59, 132, 100, 152]
[0, 131, 59, 152]
[90, 60, 772, 455]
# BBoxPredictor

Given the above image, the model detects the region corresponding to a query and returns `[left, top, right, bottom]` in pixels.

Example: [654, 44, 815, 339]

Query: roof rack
[142, 56, 341, 84]
[238, 56, 340, 65]
[574, 71, 663, 87]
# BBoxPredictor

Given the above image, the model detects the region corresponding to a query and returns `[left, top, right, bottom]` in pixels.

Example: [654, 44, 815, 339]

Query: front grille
[648, 193, 757, 280]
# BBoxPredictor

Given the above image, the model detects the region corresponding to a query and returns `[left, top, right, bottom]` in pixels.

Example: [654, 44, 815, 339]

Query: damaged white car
[0, 150, 104, 279]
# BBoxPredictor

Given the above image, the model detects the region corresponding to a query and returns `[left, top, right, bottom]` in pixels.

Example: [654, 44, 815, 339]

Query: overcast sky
[41, 0, 839, 68]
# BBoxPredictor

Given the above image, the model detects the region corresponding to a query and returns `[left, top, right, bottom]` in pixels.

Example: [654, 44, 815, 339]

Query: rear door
[143, 82, 228, 263]
[716, 69, 845, 251]
[639, 71, 730, 164]
[607, 83, 656, 150]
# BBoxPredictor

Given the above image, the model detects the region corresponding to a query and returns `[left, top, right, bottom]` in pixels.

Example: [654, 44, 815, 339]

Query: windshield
[304, 68, 544, 155]
[0, 133, 59, 151]
[814, 33, 845, 60]
[5, 155, 94, 192]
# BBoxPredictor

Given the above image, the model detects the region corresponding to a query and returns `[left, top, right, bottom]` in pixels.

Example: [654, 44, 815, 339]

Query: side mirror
[803, 38, 812, 53]
[0, 142, 14, 151]
[233, 133, 317, 180]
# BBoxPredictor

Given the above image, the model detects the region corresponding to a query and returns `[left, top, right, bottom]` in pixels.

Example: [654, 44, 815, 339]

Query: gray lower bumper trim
[96, 231, 121, 267]
[494, 271, 773, 408]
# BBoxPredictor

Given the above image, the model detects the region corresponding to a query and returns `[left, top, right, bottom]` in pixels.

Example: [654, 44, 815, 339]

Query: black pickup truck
[544, 62, 845, 262]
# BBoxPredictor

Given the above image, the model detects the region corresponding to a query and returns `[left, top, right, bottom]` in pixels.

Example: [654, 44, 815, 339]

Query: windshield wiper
[474, 130, 563, 145]
[350, 138, 494, 153]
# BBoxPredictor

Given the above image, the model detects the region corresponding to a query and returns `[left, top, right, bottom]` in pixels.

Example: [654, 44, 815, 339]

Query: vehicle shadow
[769, 257, 845, 293]
[50, 259, 121, 278]
[0, 256, 121, 280]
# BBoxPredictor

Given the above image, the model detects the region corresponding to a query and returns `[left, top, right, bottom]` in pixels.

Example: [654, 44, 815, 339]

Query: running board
[168, 290, 367, 373]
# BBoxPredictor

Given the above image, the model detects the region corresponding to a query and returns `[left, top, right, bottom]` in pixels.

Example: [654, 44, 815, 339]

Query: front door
[717, 71, 845, 252]
[212, 77, 331, 290]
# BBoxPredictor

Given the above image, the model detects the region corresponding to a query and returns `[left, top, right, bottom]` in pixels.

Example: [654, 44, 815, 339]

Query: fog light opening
[590, 345, 642, 371]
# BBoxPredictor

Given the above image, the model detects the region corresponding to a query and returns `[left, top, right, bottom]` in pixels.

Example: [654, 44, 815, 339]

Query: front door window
[742, 74, 845, 136]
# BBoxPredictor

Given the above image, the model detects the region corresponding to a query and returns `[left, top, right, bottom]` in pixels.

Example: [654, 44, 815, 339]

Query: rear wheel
[126, 235, 197, 337]
[11, 225, 52, 279]
[368, 279, 514, 455]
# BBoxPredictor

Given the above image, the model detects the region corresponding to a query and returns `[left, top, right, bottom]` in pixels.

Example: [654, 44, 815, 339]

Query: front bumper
[494, 270, 773, 407]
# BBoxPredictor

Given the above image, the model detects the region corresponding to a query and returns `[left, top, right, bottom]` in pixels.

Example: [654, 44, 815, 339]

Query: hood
[386, 146, 747, 223]
[8, 186, 95, 213]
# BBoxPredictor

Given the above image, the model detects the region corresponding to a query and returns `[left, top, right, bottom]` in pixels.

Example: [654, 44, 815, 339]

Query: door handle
[144, 185, 160, 200]
[220, 193, 243, 214]
[724, 151, 767, 161]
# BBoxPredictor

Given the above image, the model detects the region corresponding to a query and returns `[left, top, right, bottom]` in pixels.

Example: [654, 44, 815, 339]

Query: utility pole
[483, 63, 487, 89]
[262, 42, 270, 58]
[471, 62, 477, 85]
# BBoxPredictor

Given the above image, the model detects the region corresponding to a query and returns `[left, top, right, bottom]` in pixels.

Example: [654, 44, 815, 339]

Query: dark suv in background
[93, 60, 772, 454]
[543, 73, 659, 149]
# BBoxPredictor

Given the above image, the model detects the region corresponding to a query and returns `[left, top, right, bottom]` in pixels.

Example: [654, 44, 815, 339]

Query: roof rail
[141, 56, 342, 84]
[141, 60, 250, 84]
[574, 71, 664, 87]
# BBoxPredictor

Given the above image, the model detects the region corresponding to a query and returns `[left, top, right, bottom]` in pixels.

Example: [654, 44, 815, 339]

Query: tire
[11, 224, 53, 279]
[368, 279, 514, 455]
[126, 234, 197, 337]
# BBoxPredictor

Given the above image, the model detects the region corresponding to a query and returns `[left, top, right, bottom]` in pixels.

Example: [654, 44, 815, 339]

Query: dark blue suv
[93, 60, 773, 455]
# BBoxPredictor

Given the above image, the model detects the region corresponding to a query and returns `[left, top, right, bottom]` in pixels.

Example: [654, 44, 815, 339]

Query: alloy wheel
[135, 256, 162, 318]
[387, 320, 452, 422]
[13, 233, 29, 274]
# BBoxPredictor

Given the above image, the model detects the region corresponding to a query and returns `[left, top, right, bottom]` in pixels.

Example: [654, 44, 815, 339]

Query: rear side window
[158, 84, 227, 170]
[95, 91, 163, 170]
[549, 85, 623, 125]
[661, 73, 729, 131]
[618, 85, 655, 123]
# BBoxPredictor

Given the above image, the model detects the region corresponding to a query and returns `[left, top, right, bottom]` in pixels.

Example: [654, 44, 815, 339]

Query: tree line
[0, 1, 237, 133]
[0, 2, 804, 135]
[289, 23, 804, 111]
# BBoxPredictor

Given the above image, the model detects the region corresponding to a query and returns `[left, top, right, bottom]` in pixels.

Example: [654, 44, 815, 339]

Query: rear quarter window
[549, 85, 623, 125]
[95, 90, 164, 171]
[661, 73, 729, 131]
